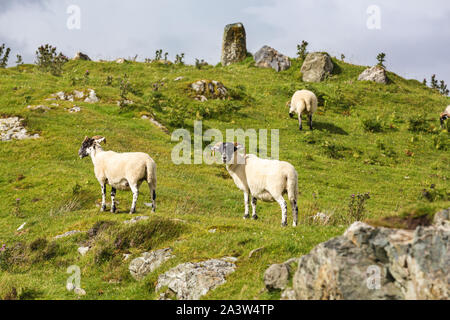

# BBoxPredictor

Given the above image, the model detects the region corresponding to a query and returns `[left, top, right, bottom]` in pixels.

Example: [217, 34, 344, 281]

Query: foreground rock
[276, 208, 449, 300]
[301, 52, 334, 82]
[254, 46, 291, 72]
[221, 23, 247, 66]
[156, 258, 237, 300]
[358, 65, 389, 84]
[129, 248, 174, 281]
[1, 117, 39, 141]
[190, 80, 228, 100]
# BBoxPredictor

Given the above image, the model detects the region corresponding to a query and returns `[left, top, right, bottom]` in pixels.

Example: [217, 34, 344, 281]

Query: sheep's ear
[93, 136, 106, 144]
[83, 136, 90, 142]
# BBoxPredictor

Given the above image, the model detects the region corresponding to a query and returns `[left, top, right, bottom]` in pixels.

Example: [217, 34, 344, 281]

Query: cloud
[0, 0, 449, 85]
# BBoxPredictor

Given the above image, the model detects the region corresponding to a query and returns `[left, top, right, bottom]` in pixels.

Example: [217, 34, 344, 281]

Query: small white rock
[17, 222, 27, 231]
[78, 246, 90, 256]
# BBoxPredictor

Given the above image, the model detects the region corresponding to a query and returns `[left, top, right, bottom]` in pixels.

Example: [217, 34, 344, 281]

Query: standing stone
[254, 46, 291, 72]
[221, 23, 247, 66]
[301, 52, 334, 82]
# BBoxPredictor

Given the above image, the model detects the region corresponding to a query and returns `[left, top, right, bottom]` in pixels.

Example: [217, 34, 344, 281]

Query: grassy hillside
[0, 56, 449, 300]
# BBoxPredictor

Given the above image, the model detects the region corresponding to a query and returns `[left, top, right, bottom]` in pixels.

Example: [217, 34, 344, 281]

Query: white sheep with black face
[78, 136, 157, 214]
[211, 142, 299, 227]
[440, 105, 450, 128]
[287, 89, 318, 131]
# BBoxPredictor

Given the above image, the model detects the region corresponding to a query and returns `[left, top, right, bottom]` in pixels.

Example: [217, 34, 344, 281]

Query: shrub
[420, 184, 449, 202]
[407, 115, 429, 133]
[376, 52, 386, 68]
[175, 53, 185, 65]
[296, 40, 309, 60]
[0, 44, 11, 68]
[348, 193, 371, 222]
[35, 44, 68, 76]
[362, 118, 383, 133]
[15, 54, 23, 66]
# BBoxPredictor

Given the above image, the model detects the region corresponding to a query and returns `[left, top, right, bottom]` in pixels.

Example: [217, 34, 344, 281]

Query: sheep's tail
[146, 160, 157, 189]
[287, 169, 298, 202]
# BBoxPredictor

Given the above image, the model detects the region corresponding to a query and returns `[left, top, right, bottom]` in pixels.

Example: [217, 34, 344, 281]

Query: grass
[0, 56, 449, 300]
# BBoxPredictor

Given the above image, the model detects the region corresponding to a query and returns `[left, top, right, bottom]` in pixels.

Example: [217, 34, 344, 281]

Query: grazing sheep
[287, 90, 318, 130]
[211, 142, 299, 227]
[78, 136, 157, 214]
[440, 105, 450, 128]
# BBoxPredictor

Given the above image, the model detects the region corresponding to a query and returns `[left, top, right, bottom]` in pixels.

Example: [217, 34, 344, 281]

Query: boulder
[116, 58, 126, 64]
[358, 65, 388, 84]
[129, 248, 174, 281]
[264, 264, 290, 291]
[84, 89, 99, 103]
[1, 117, 40, 141]
[190, 80, 228, 100]
[221, 23, 247, 66]
[301, 52, 334, 83]
[280, 209, 450, 300]
[156, 258, 236, 300]
[73, 52, 91, 61]
[254, 46, 291, 72]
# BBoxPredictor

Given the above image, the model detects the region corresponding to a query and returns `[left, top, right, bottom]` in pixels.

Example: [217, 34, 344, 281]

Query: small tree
[430, 74, 438, 89]
[0, 44, 11, 68]
[296, 40, 309, 60]
[175, 53, 185, 65]
[154, 49, 163, 61]
[340, 54, 346, 61]
[376, 52, 386, 68]
[16, 54, 23, 65]
[439, 80, 449, 96]
[422, 78, 427, 86]
[35, 44, 68, 76]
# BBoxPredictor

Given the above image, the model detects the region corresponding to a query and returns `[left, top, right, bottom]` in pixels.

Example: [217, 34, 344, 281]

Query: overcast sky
[0, 0, 449, 85]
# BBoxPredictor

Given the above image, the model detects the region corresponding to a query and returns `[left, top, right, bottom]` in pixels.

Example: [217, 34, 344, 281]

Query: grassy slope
[0, 57, 449, 300]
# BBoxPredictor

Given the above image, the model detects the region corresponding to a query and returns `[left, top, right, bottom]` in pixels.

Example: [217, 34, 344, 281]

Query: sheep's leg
[251, 197, 258, 220]
[298, 114, 303, 131]
[243, 192, 250, 219]
[111, 187, 117, 213]
[276, 197, 288, 227]
[100, 184, 107, 212]
[291, 200, 298, 227]
[148, 183, 156, 213]
[308, 114, 313, 131]
[130, 185, 139, 214]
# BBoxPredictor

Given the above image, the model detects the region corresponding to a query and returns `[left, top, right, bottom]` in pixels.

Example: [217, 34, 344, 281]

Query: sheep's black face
[78, 137, 94, 159]
[215, 142, 237, 164]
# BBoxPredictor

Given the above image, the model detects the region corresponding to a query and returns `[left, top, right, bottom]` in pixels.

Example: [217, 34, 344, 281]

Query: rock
[254, 46, 291, 72]
[190, 80, 228, 100]
[434, 208, 450, 228]
[264, 264, 290, 291]
[358, 65, 388, 84]
[73, 52, 91, 61]
[174, 76, 184, 81]
[156, 258, 236, 300]
[27, 105, 50, 112]
[116, 58, 126, 64]
[124, 216, 149, 225]
[1, 117, 40, 141]
[78, 246, 89, 256]
[68, 106, 81, 113]
[249, 247, 265, 259]
[141, 116, 170, 134]
[301, 52, 334, 83]
[117, 99, 134, 106]
[17, 222, 27, 231]
[66, 282, 75, 291]
[54, 230, 81, 240]
[55, 91, 66, 100]
[285, 209, 450, 300]
[221, 23, 247, 66]
[208, 229, 217, 233]
[129, 248, 174, 281]
[73, 90, 85, 99]
[123, 254, 131, 261]
[84, 89, 99, 103]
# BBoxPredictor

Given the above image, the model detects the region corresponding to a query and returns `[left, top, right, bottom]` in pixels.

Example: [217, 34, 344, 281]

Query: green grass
[0, 57, 449, 300]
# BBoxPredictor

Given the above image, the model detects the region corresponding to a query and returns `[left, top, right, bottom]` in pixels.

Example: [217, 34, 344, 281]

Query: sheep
[78, 136, 157, 214]
[440, 105, 450, 128]
[211, 142, 299, 227]
[287, 90, 318, 130]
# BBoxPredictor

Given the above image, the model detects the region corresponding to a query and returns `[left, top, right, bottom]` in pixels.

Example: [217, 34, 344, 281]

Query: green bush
[35, 44, 68, 76]
[362, 118, 383, 133]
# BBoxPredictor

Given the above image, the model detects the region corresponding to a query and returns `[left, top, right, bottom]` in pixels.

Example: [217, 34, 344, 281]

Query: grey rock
[73, 52, 91, 61]
[74, 287, 86, 296]
[358, 65, 388, 84]
[1, 117, 40, 141]
[129, 248, 174, 281]
[27, 105, 50, 111]
[116, 58, 126, 64]
[191, 80, 228, 100]
[54, 230, 81, 240]
[69, 106, 81, 113]
[124, 216, 149, 225]
[434, 208, 450, 228]
[254, 46, 291, 72]
[221, 23, 247, 66]
[286, 209, 450, 300]
[84, 89, 99, 103]
[301, 52, 334, 83]
[249, 247, 265, 259]
[73, 90, 85, 99]
[174, 76, 184, 81]
[78, 246, 89, 256]
[156, 258, 236, 300]
[264, 264, 290, 291]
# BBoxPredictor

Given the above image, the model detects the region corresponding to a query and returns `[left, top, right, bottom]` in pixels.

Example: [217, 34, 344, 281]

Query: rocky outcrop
[358, 65, 388, 84]
[300, 52, 334, 83]
[73, 52, 91, 61]
[129, 248, 174, 281]
[156, 258, 237, 300]
[221, 23, 247, 66]
[275, 208, 449, 300]
[1, 117, 40, 141]
[254, 46, 291, 72]
[50, 89, 99, 104]
[190, 80, 228, 101]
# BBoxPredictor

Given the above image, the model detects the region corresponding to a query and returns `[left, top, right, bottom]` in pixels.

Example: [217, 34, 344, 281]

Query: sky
[0, 0, 449, 85]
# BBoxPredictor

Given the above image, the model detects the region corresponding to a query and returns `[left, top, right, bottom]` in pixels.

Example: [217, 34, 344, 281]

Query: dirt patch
[367, 213, 432, 230]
